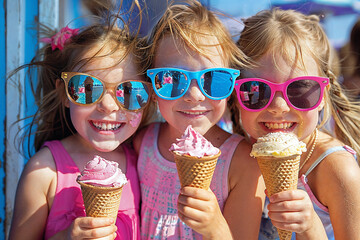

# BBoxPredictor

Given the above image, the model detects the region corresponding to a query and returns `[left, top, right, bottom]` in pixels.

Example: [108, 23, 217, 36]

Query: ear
[318, 83, 331, 112]
[55, 79, 70, 108]
[318, 98, 325, 112]
[152, 93, 157, 103]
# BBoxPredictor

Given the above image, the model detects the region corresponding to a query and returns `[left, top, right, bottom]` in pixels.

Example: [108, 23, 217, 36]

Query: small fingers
[76, 217, 115, 228]
[269, 190, 307, 203]
[178, 205, 201, 226]
[70, 217, 117, 239]
[270, 218, 302, 233]
[180, 186, 213, 200]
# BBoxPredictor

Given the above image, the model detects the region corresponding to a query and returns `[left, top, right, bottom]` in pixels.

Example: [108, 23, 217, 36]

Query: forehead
[75, 44, 141, 81]
[244, 48, 320, 82]
[154, 35, 227, 70]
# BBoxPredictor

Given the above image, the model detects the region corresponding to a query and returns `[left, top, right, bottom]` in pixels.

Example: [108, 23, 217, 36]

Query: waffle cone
[77, 179, 124, 220]
[173, 150, 221, 190]
[256, 154, 300, 240]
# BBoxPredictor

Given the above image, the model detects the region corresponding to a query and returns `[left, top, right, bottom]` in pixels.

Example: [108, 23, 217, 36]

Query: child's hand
[50, 217, 117, 240]
[177, 187, 232, 239]
[267, 189, 327, 238]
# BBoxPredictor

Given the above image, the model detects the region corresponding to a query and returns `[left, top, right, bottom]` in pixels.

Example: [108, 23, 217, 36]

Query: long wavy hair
[146, 0, 249, 70]
[350, 18, 360, 77]
[230, 8, 360, 157]
[8, 1, 155, 157]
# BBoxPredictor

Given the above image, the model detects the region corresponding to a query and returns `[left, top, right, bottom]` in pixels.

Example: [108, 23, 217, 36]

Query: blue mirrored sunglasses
[61, 72, 151, 111]
[147, 68, 240, 100]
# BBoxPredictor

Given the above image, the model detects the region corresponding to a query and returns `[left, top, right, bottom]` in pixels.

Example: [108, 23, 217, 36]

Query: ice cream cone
[256, 154, 300, 240]
[173, 150, 221, 190]
[77, 179, 124, 220]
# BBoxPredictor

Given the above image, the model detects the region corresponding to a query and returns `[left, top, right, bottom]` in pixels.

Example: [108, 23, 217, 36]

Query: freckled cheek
[297, 111, 319, 139]
[69, 104, 93, 125]
[239, 109, 259, 134]
[128, 112, 143, 128]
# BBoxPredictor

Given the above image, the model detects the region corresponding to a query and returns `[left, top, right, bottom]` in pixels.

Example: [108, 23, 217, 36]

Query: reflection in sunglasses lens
[155, 70, 234, 99]
[287, 80, 321, 109]
[116, 81, 150, 111]
[202, 70, 233, 98]
[155, 71, 188, 98]
[67, 75, 149, 111]
[240, 81, 271, 110]
[68, 76, 103, 104]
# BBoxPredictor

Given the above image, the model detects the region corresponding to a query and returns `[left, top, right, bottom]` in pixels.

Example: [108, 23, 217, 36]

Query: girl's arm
[267, 190, 328, 239]
[177, 140, 265, 239]
[9, 148, 118, 240]
[319, 150, 360, 239]
[268, 147, 360, 239]
[9, 148, 56, 239]
[223, 141, 266, 239]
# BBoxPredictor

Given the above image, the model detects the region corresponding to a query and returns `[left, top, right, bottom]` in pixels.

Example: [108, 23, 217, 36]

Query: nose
[97, 90, 120, 113]
[266, 92, 291, 114]
[183, 79, 206, 102]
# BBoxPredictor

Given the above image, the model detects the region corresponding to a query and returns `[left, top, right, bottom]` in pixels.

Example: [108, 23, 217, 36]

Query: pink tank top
[43, 140, 140, 240]
[137, 123, 243, 239]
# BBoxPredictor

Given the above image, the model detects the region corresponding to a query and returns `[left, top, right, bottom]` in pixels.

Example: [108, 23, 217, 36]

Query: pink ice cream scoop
[169, 125, 220, 158]
[77, 155, 127, 187]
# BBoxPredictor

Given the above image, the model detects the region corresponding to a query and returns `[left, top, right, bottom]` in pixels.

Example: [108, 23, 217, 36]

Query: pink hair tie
[40, 26, 79, 51]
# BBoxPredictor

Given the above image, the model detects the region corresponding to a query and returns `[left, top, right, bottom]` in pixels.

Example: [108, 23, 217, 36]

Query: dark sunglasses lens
[201, 70, 234, 98]
[239, 81, 271, 109]
[117, 81, 150, 110]
[287, 80, 321, 109]
[154, 71, 189, 98]
[68, 75, 103, 104]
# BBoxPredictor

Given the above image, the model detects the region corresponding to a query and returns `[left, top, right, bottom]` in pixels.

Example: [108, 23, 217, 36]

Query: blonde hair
[9, 2, 155, 155]
[146, 0, 248, 69]
[231, 8, 360, 157]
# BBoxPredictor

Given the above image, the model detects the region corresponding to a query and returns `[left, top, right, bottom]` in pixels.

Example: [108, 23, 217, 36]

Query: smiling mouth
[179, 110, 208, 116]
[91, 121, 123, 131]
[264, 122, 294, 130]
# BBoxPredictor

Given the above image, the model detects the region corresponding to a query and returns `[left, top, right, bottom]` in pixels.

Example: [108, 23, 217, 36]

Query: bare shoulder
[310, 133, 360, 207]
[229, 137, 258, 170]
[24, 146, 56, 175]
[9, 147, 57, 239]
[19, 146, 57, 193]
[224, 136, 265, 239]
[315, 133, 358, 177]
[228, 137, 263, 188]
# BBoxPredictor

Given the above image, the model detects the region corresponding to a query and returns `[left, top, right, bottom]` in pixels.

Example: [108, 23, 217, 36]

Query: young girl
[231, 8, 360, 240]
[133, 1, 265, 239]
[8, 10, 154, 240]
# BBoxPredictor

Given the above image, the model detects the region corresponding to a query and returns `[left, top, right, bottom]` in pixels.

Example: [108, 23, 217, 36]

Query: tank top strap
[304, 146, 348, 176]
[42, 140, 79, 174]
[219, 134, 244, 157]
[212, 133, 243, 208]
[122, 143, 137, 178]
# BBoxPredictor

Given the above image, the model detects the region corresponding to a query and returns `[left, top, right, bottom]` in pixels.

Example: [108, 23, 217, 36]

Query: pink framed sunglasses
[234, 76, 329, 112]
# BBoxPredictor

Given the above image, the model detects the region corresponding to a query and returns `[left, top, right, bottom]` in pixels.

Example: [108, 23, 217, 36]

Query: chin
[93, 142, 121, 152]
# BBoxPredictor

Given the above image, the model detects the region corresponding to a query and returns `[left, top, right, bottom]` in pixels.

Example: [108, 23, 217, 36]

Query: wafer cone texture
[77, 180, 124, 220]
[256, 154, 300, 240]
[174, 150, 221, 190]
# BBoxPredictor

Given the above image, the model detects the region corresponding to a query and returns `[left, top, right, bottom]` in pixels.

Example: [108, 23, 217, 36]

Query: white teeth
[92, 121, 122, 131]
[182, 111, 204, 115]
[265, 122, 293, 129]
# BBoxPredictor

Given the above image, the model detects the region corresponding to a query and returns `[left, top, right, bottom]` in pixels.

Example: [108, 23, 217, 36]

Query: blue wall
[23, 0, 38, 159]
[0, 0, 6, 237]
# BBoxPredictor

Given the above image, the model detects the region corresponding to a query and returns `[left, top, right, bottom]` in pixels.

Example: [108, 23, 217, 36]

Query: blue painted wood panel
[0, 0, 6, 238]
